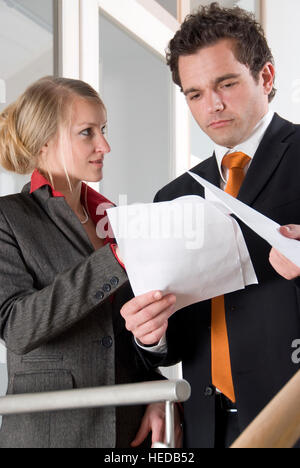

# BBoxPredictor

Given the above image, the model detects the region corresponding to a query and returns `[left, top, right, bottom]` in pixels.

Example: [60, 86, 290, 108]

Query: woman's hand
[269, 225, 300, 280]
[131, 402, 183, 448]
[121, 291, 176, 346]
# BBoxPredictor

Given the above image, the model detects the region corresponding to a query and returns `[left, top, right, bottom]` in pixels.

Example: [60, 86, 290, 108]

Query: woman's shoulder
[0, 183, 32, 213]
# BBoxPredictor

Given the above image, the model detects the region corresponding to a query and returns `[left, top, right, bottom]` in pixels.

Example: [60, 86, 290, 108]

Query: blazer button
[102, 336, 113, 348]
[103, 283, 112, 293]
[95, 290, 105, 300]
[110, 277, 119, 287]
[204, 386, 215, 397]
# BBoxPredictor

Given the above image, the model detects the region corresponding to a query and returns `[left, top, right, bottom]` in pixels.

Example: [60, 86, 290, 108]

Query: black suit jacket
[139, 114, 300, 448]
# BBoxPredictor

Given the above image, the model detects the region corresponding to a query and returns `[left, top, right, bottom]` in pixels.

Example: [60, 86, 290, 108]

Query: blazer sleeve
[0, 208, 128, 355]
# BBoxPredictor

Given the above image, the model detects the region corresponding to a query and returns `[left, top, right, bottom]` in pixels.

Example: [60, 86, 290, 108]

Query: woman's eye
[80, 128, 92, 137]
[101, 125, 107, 135]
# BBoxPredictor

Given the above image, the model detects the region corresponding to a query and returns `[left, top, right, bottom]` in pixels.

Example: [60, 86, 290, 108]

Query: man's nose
[206, 91, 224, 113]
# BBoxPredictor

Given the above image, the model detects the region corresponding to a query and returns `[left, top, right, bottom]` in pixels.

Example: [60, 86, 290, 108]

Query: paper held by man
[188, 172, 300, 269]
[107, 187, 259, 312]
[107, 172, 300, 311]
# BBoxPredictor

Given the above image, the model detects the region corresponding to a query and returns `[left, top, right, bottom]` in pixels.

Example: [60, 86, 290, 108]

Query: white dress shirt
[215, 110, 274, 188]
[137, 109, 275, 353]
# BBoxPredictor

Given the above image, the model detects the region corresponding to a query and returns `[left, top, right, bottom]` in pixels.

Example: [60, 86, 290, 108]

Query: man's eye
[223, 82, 237, 88]
[190, 94, 201, 101]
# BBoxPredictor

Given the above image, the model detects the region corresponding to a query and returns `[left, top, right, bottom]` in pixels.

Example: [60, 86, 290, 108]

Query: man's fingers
[131, 418, 149, 447]
[280, 225, 300, 240]
[133, 306, 175, 338]
[269, 247, 300, 280]
[121, 294, 176, 330]
[121, 290, 162, 317]
[129, 302, 175, 334]
[151, 416, 165, 446]
[136, 321, 169, 346]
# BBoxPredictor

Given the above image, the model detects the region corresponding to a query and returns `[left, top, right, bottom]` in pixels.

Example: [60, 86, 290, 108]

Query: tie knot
[222, 152, 251, 170]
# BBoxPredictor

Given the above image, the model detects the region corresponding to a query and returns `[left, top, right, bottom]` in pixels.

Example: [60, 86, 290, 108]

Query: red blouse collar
[30, 169, 115, 244]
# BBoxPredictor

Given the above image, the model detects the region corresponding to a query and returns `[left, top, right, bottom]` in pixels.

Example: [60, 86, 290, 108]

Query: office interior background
[0, 0, 299, 428]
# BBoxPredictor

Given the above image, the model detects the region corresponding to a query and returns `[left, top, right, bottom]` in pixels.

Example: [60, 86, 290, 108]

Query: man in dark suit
[121, 3, 300, 448]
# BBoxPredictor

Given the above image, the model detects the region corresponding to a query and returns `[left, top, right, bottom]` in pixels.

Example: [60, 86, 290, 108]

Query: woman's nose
[96, 133, 111, 154]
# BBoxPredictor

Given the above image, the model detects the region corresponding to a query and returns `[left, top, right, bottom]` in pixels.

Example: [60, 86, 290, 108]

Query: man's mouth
[208, 119, 233, 129]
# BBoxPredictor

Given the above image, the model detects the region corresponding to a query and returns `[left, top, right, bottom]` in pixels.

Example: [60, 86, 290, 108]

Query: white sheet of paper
[188, 171, 300, 268]
[107, 195, 257, 311]
[0, 341, 6, 364]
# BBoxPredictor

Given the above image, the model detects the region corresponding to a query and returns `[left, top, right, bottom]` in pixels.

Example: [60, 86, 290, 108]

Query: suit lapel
[238, 114, 296, 206]
[191, 154, 220, 197]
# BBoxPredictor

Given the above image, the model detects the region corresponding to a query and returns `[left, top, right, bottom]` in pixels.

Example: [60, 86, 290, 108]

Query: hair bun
[0, 103, 34, 174]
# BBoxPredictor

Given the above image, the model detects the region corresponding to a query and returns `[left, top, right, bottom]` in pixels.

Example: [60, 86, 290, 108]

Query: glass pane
[99, 13, 172, 205]
[0, 0, 54, 427]
[0, 0, 54, 196]
[155, 0, 178, 18]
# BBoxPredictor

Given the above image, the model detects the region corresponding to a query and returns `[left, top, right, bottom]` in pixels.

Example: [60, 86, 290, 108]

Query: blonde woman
[0, 77, 177, 448]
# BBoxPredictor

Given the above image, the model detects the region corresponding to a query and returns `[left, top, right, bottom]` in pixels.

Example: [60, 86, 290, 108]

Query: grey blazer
[0, 182, 157, 448]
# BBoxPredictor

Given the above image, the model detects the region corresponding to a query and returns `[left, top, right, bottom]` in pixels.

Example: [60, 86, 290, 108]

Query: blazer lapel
[238, 114, 296, 206]
[29, 185, 94, 257]
[47, 197, 94, 256]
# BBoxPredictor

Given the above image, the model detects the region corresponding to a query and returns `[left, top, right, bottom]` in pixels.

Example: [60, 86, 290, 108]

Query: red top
[30, 169, 124, 267]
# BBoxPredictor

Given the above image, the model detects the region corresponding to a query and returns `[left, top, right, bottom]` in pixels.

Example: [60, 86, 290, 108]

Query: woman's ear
[39, 141, 49, 157]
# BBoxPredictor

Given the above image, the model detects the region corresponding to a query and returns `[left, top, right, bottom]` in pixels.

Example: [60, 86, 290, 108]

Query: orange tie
[211, 152, 251, 402]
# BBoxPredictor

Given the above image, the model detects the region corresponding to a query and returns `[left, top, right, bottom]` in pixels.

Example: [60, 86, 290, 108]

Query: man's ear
[261, 62, 275, 97]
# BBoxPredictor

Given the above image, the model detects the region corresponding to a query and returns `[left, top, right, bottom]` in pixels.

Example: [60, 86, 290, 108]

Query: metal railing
[0, 379, 191, 448]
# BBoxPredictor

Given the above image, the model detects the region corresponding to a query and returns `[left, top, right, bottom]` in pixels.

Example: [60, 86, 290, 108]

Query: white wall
[264, 0, 300, 124]
[99, 13, 173, 205]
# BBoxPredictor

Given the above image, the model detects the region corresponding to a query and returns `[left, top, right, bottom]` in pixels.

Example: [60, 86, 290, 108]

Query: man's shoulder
[154, 156, 215, 202]
[270, 113, 300, 141]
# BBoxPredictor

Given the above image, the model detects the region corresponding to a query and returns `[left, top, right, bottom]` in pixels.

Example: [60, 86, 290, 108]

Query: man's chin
[208, 131, 240, 149]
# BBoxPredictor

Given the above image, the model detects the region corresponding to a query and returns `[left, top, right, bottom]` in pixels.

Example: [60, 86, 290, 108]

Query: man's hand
[131, 402, 183, 448]
[120, 291, 176, 346]
[269, 225, 300, 280]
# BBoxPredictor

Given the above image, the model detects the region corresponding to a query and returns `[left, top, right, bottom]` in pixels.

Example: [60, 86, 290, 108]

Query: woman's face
[43, 96, 110, 185]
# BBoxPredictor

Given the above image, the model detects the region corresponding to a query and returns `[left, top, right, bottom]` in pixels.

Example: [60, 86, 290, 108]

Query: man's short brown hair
[167, 2, 276, 102]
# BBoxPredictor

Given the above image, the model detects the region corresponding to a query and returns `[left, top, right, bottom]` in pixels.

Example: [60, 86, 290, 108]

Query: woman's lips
[89, 159, 103, 166]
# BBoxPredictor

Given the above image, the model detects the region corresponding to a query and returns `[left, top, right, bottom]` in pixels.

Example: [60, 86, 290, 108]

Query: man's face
[178, 39, 272, 148]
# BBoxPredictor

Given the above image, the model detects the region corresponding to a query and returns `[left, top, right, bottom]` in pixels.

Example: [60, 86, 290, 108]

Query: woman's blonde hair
[0, 76, 105, 176]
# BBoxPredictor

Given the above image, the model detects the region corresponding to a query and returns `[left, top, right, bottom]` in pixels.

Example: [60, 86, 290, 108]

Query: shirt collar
[214, 110, 275, 184]
[30, 169, 114, 242]
[30, 169, 64, 198]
